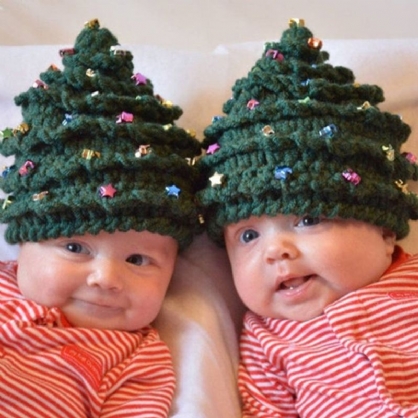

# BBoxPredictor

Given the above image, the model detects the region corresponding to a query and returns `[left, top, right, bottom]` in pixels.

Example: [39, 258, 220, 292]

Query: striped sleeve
[100, 332, 175, 418]
[239, 315, 298, 418]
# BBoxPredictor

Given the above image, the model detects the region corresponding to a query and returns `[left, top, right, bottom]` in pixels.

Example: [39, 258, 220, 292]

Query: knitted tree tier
[0, 19, 202, 249]
[198, 19, 418, 244]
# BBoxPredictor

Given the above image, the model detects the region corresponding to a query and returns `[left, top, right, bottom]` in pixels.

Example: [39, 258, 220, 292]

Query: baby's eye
[126, 254, 150, 266]
[66, 242, 88, 254]
[240, 229, 259, 243]
[296, 215, 321, 227]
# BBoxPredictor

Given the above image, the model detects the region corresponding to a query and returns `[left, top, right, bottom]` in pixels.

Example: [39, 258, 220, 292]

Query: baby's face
[17, 229, 178, 330]
[224, 214, 395, 322]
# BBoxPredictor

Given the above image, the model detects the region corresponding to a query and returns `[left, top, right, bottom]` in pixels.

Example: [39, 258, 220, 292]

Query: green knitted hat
[0, 19, 202, 250]
[197, 19, 418, 246]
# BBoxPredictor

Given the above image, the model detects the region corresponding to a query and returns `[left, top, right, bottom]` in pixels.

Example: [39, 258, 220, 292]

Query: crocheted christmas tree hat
[0, 19, 202, 250]
[197, 19, 418, 246]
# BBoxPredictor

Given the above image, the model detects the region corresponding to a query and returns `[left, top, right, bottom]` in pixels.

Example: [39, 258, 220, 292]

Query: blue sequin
[274, 166, 293, 180]
[319, 124, 338, 138]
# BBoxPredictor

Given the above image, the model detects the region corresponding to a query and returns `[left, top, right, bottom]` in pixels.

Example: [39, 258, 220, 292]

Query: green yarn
[197, 20, 418, 246]
[0, 20, 203, 250]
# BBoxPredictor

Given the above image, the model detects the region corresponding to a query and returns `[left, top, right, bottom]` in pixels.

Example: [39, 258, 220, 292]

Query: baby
[197, 19, 418, 417]
[0, 20, 202, 417]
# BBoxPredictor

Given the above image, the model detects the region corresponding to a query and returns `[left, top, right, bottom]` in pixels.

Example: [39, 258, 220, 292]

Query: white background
[1, 0, 418, 49]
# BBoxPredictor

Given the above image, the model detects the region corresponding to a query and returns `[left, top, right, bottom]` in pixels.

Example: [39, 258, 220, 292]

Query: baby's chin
[265, 303, 326, 323]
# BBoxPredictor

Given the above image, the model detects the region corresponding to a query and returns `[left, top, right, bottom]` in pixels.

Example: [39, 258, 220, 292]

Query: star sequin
[403, 152, 417, 164]
[357, 101, 371, 110]
[289, 18, 305, 27]
[209, 172, 224, 187]
[247, 99, 259, 110]
[135, 144, 151, 158]
[319, 124, 338, 138]
[99, 183, 117, 198]
[18, 160, 35, 176]
[166, 184, 181, 198]
[81, 149, 101, 159]
[0, 128, 13, 142]
[265, 49, 284, 62]
[395, 179, 410, 194]
[206, 143, 220, 155]
[33, 79, 49, 89]
[32, 191, 49, 201]
[59, 48, 75, 57]
[342, 169, 361, 186]
[116, 112, 134, 123]
[13, 123, 29, 135]
[2, 195, 14, 209]
[274, 166, 292, 180]
[262, 125, 274, 137]
[132, 72, 147, 85]
[382, 145, 395, 161]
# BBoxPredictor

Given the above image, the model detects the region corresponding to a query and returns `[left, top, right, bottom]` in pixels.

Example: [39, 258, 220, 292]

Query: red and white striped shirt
[239, 248, 418, 417]
[0, 261, 175, 418]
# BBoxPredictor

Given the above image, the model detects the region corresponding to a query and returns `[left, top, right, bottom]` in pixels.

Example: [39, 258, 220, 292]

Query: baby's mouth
[278, 275, 312, 291]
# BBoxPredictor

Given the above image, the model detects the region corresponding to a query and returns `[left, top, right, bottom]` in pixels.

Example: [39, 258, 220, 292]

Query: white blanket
[0, 37, 417, 417]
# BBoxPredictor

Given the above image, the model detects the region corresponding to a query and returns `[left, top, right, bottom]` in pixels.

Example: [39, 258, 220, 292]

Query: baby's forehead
[20, 229, 179, 252]
[73, 229, 179, 249]
[223, 214, 385, 232]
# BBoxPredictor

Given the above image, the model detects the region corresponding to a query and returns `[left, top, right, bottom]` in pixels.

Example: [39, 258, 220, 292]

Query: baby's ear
[382, 228, 396, 254]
